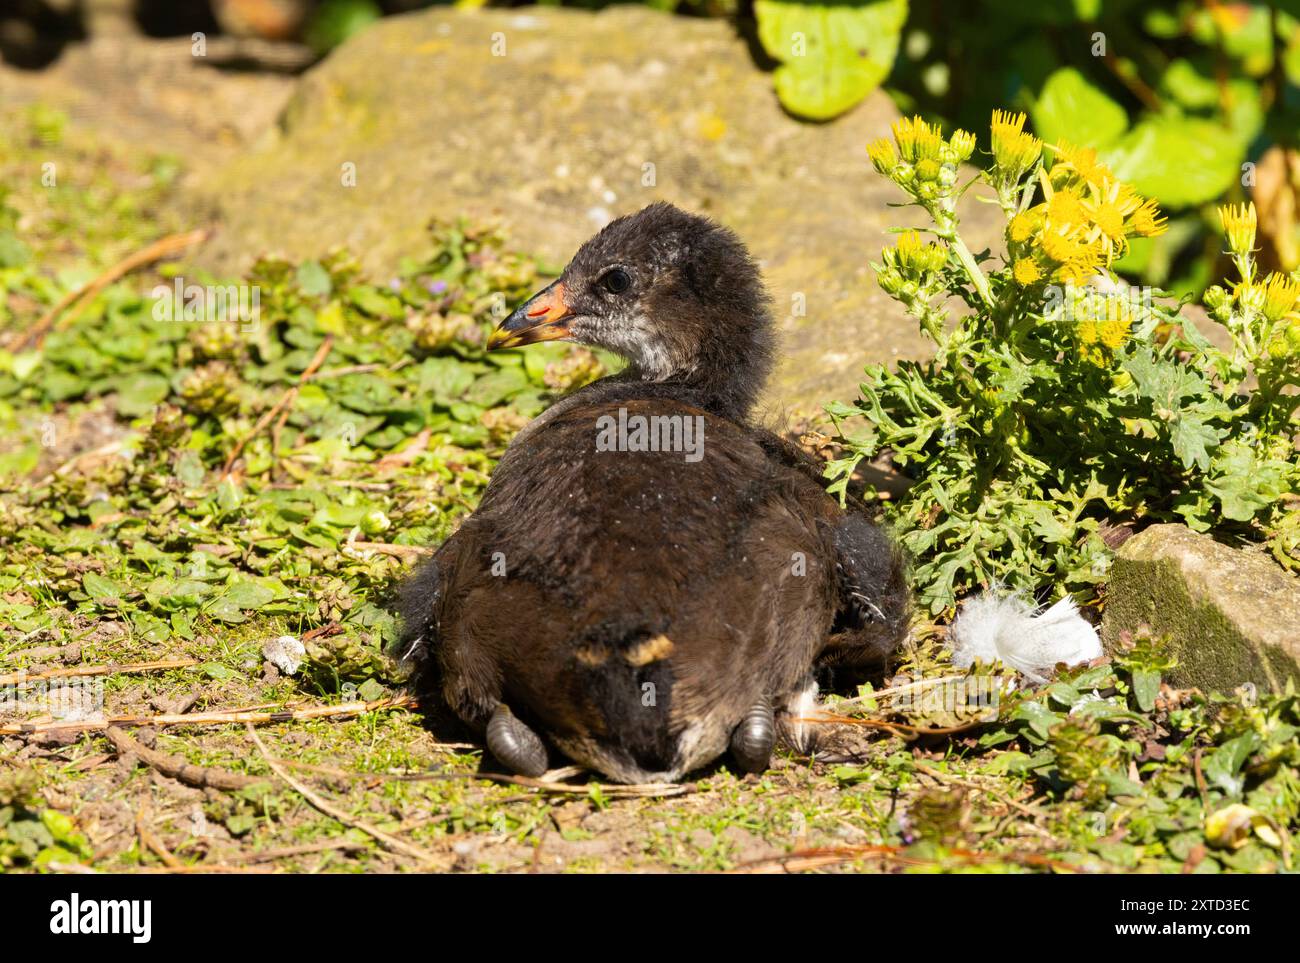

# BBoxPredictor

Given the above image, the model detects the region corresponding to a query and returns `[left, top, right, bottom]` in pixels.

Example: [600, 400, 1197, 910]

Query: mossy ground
[1, 107, 1296, 874]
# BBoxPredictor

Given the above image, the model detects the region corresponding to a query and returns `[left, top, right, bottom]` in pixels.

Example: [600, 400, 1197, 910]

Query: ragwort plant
[827, 112, 1300, 615]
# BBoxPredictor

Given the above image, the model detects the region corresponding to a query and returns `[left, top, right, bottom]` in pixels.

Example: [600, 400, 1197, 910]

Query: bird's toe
[485, 704, 549, 778]
[729, 698, 775, 774]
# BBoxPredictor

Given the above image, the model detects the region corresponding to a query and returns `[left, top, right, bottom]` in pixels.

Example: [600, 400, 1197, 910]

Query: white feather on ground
[947, 593, 1102, 684]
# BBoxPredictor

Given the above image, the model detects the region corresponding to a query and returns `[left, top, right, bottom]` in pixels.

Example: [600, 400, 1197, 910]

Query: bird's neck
[628, 318, 774, 423]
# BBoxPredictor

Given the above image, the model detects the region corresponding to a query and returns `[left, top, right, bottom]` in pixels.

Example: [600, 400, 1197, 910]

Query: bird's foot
[729, 697, 775, 774]
[485, 704, 548, 777]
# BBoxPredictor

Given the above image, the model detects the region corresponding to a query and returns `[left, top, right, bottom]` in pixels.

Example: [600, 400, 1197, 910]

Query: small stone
[261, 635, 306, 676]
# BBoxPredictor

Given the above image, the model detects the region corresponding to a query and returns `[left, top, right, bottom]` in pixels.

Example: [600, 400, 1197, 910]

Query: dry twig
[731, 843, 1090, 874]
[0, 658, 199, 687]
[399, 769, 697, 799]
[0, 695, 417, 736]
[346, 541, 434, 558]
[106, 725, 263, 792]
[5, 229, 210, 352]
[223, 334, 335, 475]
[245, 724, 440, 866]
[135, 800, 183, 869]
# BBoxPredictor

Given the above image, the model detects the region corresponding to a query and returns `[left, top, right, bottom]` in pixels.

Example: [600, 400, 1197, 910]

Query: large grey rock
[190, 6, 1001, 414]
[0, 33, 299, 169]
[1102, 524, 1300, 694]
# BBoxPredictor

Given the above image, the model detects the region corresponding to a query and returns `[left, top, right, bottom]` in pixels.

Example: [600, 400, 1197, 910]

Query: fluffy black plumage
[399, 203, 909, 782]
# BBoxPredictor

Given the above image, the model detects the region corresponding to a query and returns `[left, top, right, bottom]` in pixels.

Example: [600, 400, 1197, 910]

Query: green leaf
[218, 579, 278, 612]
[1122, 349, 1206, 410]
[115, 373, 170, 417]
[1204, 734, 1257, 795]
[1011, 701, 1063, 742]
[465, 368, 529, 408]
[81, 572, 125, 602]
[1205, 441, 1289, 521]
[755, 0, 908, 121]
[296, 260, 333, 298]
[347, 285, 401, 320]
[1103, 117, 1242, 208]
[201, 662, 241, 681]
[1162, 59, 1220, 109]
[1131, 669, 1160, 712]
[1032, 67, 1128, 149]
[1170, 415, 1222, 473]
[0, 230, 31, 268]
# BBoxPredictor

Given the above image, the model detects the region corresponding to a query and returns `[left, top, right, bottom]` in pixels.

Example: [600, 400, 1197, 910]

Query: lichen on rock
[1102, 523, 1300, 693]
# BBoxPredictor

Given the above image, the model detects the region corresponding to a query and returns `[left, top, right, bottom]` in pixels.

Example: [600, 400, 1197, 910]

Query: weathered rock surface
[1102, 524, 1300, 693]
[0, 32, 300, 169]
[189, 6, 1002, 414]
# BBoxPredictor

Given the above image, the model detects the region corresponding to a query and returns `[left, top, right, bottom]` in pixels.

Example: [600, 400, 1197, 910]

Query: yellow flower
[1055, 258, 1100, 286]
[1128, 199, 1168, 237]
[1009, 211, 1037, 243]
[1260, 272, 1300, 322]
[991, 127, 1165, 289]
[1040, 228, 1093, 265]
[990, 110, 1042, 177]
[1050, 142, 1109, 192]
[948, 129, 977, 162]
[1046, 189, 1088, 228]
[1236, 280, 1265, 314]
[1089, 201, 1127, 242]
[1219, 203, 1257, 257]
[1073, 298, 1129, 360]
[1081, 180, 1140, 262]
[867, 137, 897, 174]
[892, 116, 944, 164]
[916, 158, 943, 182]
[1013, 258, 1043, 286]
[896, 230, 923, 255]
[990, 109, 1025, 144]
[1097, 317, 1131, 350]
[893, 230, 947, 274]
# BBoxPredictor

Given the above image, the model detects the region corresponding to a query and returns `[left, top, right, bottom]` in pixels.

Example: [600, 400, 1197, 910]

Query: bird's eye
[601, 268, 631, 295]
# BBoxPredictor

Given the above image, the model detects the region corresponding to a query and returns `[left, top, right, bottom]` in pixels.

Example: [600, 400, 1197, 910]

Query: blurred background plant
[6, 0, 1299, 294]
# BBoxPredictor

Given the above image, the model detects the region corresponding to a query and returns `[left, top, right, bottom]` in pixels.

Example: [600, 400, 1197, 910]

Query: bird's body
[400, 203, 909, 782]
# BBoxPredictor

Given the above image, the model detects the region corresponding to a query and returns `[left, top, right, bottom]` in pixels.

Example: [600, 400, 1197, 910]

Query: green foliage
[0, 201, 603, 688]
[831, 113, 1300, 614]
[304, 0, 383, 54]
[755, 0, 908, 120]
[890, 0, 1294, 290]
[828, 628, 1300, 871]
[0, 771, 92, 870]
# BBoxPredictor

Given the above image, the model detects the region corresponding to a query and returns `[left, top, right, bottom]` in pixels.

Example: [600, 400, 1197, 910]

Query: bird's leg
[485, 704, 549, 777]
[729, 697, 775, 773]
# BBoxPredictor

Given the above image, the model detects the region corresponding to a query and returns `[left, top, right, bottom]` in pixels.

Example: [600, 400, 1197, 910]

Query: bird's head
[489, 203, 773, 414]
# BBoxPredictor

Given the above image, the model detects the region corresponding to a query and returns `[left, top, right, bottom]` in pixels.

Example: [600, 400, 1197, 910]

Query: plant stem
[940, 227, 993, 308]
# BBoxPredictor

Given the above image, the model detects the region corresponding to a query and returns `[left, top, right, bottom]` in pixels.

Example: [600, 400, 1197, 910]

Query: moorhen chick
[399, 203, 909, 782]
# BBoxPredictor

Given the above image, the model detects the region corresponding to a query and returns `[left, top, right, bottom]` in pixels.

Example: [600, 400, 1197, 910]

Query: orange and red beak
[488, 280, 575, 350]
